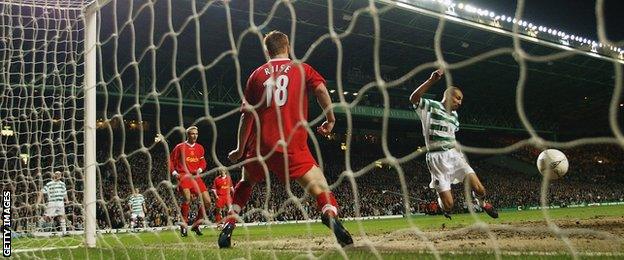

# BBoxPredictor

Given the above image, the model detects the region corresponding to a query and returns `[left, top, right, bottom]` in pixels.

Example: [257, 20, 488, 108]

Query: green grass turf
[11, 204, 624, 259]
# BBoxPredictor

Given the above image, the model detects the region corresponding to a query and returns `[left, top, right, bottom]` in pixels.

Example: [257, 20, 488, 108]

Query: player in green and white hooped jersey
[409, 69, 498, 219]
[128, 188, 147, 229]
[36, 171, 69, 234]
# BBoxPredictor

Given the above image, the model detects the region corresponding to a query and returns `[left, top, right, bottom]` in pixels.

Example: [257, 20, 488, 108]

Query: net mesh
[2, 0, 623, 258]
[1, 0, 86, 240]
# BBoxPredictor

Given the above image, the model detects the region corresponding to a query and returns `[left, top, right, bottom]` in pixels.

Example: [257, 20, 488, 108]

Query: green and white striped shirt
[414, 98, 459, 151]
[42, 181, 67, 203]
[128, 194, 145, 214]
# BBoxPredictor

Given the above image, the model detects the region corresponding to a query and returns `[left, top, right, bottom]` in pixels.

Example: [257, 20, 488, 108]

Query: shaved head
[442, 86, 464, 111]
[443, 86, 462, 99]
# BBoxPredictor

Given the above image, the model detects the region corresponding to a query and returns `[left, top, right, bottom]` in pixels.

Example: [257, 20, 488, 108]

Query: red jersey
[243, 58, 326, 156]
[169, 142, 207, 175]
[212, 175, 233, 196]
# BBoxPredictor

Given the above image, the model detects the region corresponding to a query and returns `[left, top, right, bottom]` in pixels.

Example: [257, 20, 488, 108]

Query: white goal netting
[2, 0, 623, 259]
[1, 0, 88, 239]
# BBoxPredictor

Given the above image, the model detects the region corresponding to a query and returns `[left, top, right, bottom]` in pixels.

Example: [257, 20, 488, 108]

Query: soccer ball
[536, 149, 569, 180]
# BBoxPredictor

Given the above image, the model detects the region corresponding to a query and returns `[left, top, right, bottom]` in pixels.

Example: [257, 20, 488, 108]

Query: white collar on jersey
[269, 58, 290, 62]
[184, 141, 196, 147]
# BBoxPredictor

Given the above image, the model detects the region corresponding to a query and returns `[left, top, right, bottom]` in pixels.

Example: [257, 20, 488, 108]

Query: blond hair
[186, 126, 198, 134]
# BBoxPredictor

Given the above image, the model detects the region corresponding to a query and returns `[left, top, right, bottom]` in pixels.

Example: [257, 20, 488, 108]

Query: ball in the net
[536, 149, 569, 180]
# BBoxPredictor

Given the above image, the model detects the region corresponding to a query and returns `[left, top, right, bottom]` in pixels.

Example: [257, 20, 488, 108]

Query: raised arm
[409, 69, 444, 105]
[313, 83, 336, 135]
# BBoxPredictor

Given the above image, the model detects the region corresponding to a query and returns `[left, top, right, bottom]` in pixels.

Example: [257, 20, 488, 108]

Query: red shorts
[244, 150, 318, 183]
[177, 175, 208, 195]
[215, 195, 232, 209]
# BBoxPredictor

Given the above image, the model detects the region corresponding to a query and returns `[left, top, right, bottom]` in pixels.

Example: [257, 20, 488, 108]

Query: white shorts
[131, 212, 145, 219]
[44, 201, 65, 217]
[426, 149, 475, 193]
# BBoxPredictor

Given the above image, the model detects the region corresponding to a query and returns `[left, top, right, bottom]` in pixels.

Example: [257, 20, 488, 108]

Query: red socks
[316, 192, 338, 217]
[231, 181, 253, 211]
[192, 205, 205, 227]
[224, 181, 255, 225]
[214, 208, 222, 223]
[181, 202, 190, 224]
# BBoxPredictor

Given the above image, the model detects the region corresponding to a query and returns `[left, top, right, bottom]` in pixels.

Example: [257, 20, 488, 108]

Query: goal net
[2, 0, 623, 258]
[1, 0, 92, 244]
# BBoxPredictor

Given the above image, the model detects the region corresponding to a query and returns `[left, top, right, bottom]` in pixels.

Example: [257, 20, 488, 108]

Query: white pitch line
[13, 245, 82, 253]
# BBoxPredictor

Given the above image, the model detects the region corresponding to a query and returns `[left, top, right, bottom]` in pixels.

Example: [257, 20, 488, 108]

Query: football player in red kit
[212, 169, 234, 225]
[169, 126, 212, 236]
[218, 30, 353, 248]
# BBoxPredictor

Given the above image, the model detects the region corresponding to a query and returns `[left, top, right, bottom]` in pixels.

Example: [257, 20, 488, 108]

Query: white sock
[472, 191, 485, 207]
[60, 219, 67, 233]
[321, 204, 338, 216]
[38, 219, 44, 231]
[437, 197, 447, 212]
[229, 204, 242, 215]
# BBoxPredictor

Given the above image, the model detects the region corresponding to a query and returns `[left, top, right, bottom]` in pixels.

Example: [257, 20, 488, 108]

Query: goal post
[83, 0, 97, 248]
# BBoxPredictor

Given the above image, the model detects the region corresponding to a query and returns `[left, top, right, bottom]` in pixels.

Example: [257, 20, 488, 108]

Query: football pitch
[13, 204, 624, 259]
